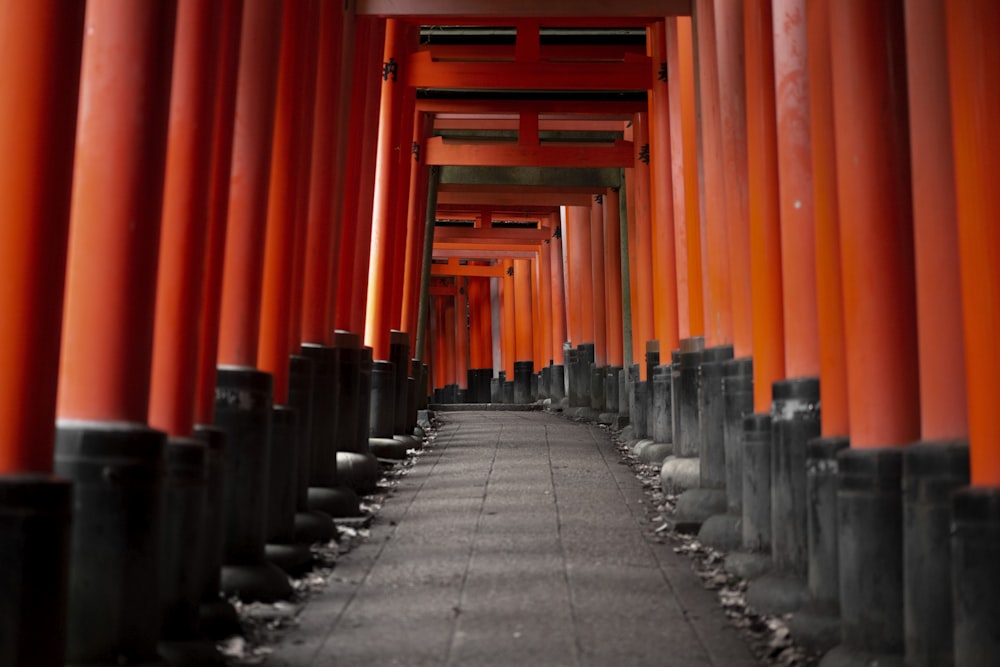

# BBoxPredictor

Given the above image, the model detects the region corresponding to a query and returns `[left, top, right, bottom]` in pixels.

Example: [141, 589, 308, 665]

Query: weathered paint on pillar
[905, 0, 967, 441]
[807, 0, 849, 438]
[948, 0, 1000, 484]
[647, 21, 680, 353]
[0, 0, 85, 471]
[590, 197, 609, 366]
[668, 16, 705, 338]
[632, 112, 656, 371]
[694, 0, 734, 348]
[513, 259, 534, 363]
[773, 0, 819, 377]
[830, 0, 920, 448]
[715, 0, 753, 359]
[217, 0, 284, 368]
[366, 18, 407, 361]
[743, 0, 785, 414]
[301, 1, 349, 345]
[604, 188, 625, 368]
[259, 0, 320, 405]
[195, 0, 243, 425]
[150, 0, 224, 438]
[58, 0, 177, 422]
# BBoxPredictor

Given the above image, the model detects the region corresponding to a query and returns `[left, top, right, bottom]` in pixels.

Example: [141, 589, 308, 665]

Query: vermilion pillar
[502, 260, 516, 379]
[647, 21, 680, 353]
[513, 259, 534, 363]
[402, 114, 434, 338]
[538, 241, 554, 367]
[830, 0, 919, 449]
[604, 188, 625, 368]
[443, 295, 457, 390]
[455, 278, 469, 392]
[389, 29, 419, 334]
[365, 18, 407, 361]
[808, 0, 848, 437]
[195, 0, 243, 427]
[259, 0, 320, 406]
[744, 0, 785, 413]
[715, 0, 752, 359]
[590, 198, 608, 366]
[668, 16, 705, 338]
[150, 1, 224, 438]
[632, 113, 656, 368]
[695, 0, 734, 348]
[301, 1, 349, 346]
[948, 2, 1000, 485]
[0, 1, 85, 473]
[565, 206, 595, 347]
[624, 166, 643, 362]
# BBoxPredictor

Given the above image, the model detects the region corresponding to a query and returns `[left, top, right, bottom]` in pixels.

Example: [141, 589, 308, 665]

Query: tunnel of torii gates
[0, 0, 998, 665]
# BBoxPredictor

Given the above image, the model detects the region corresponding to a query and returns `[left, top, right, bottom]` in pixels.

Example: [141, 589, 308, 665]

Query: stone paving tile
[263, 410, 757, 667]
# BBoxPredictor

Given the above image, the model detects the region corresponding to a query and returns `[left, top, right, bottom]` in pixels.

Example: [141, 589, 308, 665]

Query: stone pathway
[263, 410, 758, 667]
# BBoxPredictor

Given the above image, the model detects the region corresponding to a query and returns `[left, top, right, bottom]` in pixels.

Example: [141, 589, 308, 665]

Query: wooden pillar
[513, 259, 534, 363]
[150, 1, 225, 438]
[830, 0, 919, 448]
[590, 197, 608, 366]
[549, 217, 568, 365]
[743, 0, 785, 413]
[539, 240, 555, 367]
[58, 0, 177, 422]
[565, 205, 594, 347]
[258, 0, 320, 405]
[0, 0, 85, 471]
[647, 21, 680, 353]
[632, 112, 656, 368]
[455, 278, 469, 390]
[402, 114, 434, 339]
[808, 0, 849, 437]
[217, 0, 284, 368]
[905, 0, 967, 441]
[502, 260, 516, 378]
[195, 0, 243, 426]
[604, 188, 625, 368]
[948, 1, 1000, 484]
[695, 0, 734, 348]
[715, 0, 753, 358]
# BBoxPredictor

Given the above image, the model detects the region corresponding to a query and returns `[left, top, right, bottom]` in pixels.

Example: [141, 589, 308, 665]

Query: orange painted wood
[830, 0, 920, 449]
[502, 260, 517, 376]
[549, 217, 569, 365]
[437, 184, 601, 208]
[407, 50, 652, 90]
[808, 0, 848, 437]
[455, 278, 469, 388]
[532, 259, 544, 370]
[389, 46, 419, 334]
[674, 16, 705, 338]
[519, 112, 540, 146]
[565, 206, 595, 348]
[303, 1, 350, 344]
[743, 0, 786, 413]
[905, 0, 967, 441]
[57, 0, 176, 422]
[402, 114, 434, 338]
[665, 18, 690, 340]
[431, 264, 506, 278]
[432, 296, 446, 389]
[715, 0, 753, 359]
[434, 118, 627, 133]
[624, 165, 643, 366]
[0, 0, 85, 471]
[195, 0, 243, 425]
[603, 188, 625, 367]
[590, 198, 609, 366]
[772, 0, 819, 376]
[417, 98, 644, 117]
[366, 18, 408, 360]
[947, 0, 1000, 484]
[150, 0, 224, 438]
[435, 227, 552, 243]
[424, 136, 634, 168]
[632, 113, 656, 373]
[443, 294, 457, 386]
[418, 44, 645, 62]
[259, 0, 320, 406]
[538, 244, 554, 366]
[217, 0, 284, 368]
[647, 21, 680, 353]
[354, 0, 693, 21]
[513, 259, 534, 362]
[695, 0, 734, 349]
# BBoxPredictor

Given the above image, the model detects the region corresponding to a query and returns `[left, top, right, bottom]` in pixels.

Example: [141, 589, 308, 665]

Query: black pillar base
[157, 639, 225, 667]
[264, 541, 313, 576]
[336, 451, 380, 495]
[698, 345, 734, 490]
[678, 349, 703, 457]
[564, 348, 579, 406]
[742, 413, 773, 552]
[539, 366, 550, 400]
[265, 406, 300, 551]
[0, 474, 71, 667]
[651, 365, 671, 443]
[550, 364, 566, 401]
[55, 424, 165, 664]
[294, 508, 336, 544]
[605, 366, 621, 415]
[513, 360, 533, 404]
[369, 360, 395, 439]
[722, 358, 753, 514]
[590, 364, 605, 412]
[490, 377, 501, 403]
[220, 561, 292, 604]
[951, 485, 1000, 666]
[502, 381, 514, 404]
[369, 437, 409, 460]
[307, 485, 361, 519]
[633, 381, 648, 439]
[824, 447, 905, 663]
[389, 331, 410, 435]
[577, 344, 595, 406]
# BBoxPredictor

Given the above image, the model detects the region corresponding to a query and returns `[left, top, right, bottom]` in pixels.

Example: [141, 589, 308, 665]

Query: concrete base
[394, 434, 422, 448]
[158, 640, 225, 666]
[660, 456, 700, 495]
[611, 415, 629, 430]
[336, 451, 380, 494]
[294, 509, 336, 544]
[746, 571, 810, 616]
[197, 598, 241, 640]
[220, 561, 292, 603]
[698, 512, 742, 551]
[788, 603, 841, 654]
[673, 488, 727, 532]
[724, 552, 772, 581]
[264, 541, 313, 575]
[619, 425, 636, 442]
[630, 438, 653, 455]
[307, 485, 361, 518]
[819, 644, 904, 667]
[369, 437, 408, 460]
[597, 412, 616, 425]
[638, 442, 673, 465]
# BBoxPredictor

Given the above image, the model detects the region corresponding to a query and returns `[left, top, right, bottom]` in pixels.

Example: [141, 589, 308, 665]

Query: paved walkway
[263, 411, 758, 667]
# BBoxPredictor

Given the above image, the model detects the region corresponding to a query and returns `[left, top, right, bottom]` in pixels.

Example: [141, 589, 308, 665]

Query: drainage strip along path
[262, 410, 758, 667]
